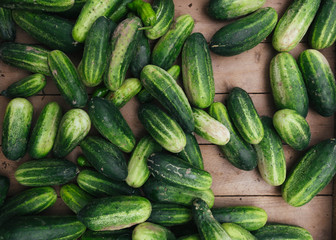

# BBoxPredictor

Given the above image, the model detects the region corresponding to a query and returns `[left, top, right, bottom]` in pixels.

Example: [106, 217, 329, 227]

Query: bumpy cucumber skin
[177, 132, 204, 170]
[60, 183, 93, 214]
[132, 222, 176, 240]
[0, 8, 15, 41]
[82, 229, 132, 240]
[130, 31, 151, 78]
[2, 98, 33, 161]
[0, 0, 74, 12]
[222, 223, 257, 240]
[252, 224, 313, 239]
[0, 175, 9, 207]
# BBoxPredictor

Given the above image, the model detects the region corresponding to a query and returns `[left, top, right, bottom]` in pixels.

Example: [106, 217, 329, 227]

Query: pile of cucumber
[0, 0, 335, 239]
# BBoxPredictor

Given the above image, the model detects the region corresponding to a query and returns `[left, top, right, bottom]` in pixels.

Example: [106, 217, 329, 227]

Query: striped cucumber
[0, 175, 9, 207]
[0, 0, 74, 12]
[253, 224, 313, 240]
[222, 223, 257, 240]
[177, 132, 204, 170]
[0, 8, 15, 41]
[108, 0, 132, 22]
[148, 203, 192, 226]
[133, 222, 176, 240]
[82, 229, 132, 240]
[130, 31, 150, 78]
[77, 155, 92, 167]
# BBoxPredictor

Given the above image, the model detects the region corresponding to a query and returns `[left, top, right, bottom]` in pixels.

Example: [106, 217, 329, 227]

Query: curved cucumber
[133, 222, 176, 240]
[130, 31, 150, 78]
[0, 0, 74, 12]
[222, 223, 256, 240]
[253, 224, 313, 240]
[177, 132, 204, 170]
[0, 8, 15, 41]
[0, 175, 9, 207]
[108, 0, 132, 22]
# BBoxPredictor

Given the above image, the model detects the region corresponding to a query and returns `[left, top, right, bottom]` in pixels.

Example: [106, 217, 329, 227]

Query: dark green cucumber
[78, 196, 151, 231]
[0, 216, 86, 240]
[138, 103, 186, 153]
[126, 135, 162, 188]
[130, 31, 150, 78]
[0, 175, 9, 207]
[0, 8, 15, 41]
[60, 183, 94, 214]
[15, 158, 78, 186]
[282, 138, 336, 207]
[60, 0, 87, 17]
[143, 177, 215, 207]
[209, 7, 277, 56]
[270, 52, 309, 117]
[127, 0, 156, 27]
[148, 203, 192, 226]
[12, 10, 81, 53]
[252, 224, 313, 240]
[178, 235, 201, 240]
[177, 132, 204, 170]
[77, 169, 140, 197]
[88, 97, 136, 153]
[2, 98, 33, 161]
[133, 222, 176, 240]
[92, 86, 109, 98]
[77, 155, 92, 167]
[272, 0, 321, 52]
[208, 0, 266, 20]
[80, 136, 128, 181]
[82, 229, 132, 240]
[0, 0, 74, 12]
[298, 49, 336, 117]
[141, 65, 194, 132]
[53, 108, 91, 158]
[0, 42, 50, 76]
[192, 198, 231, 240]
[0, 187, 57, 226]
[182, 33, 215, 108]
[108, 0, 132, 22]
[222, 223, 256, 240]
[273, 109, 310, 151]
[227, 87, 264, 144]
[209, 102, 258, 171]
[152, 14, 194, 69]
[148, 153, 212, 190]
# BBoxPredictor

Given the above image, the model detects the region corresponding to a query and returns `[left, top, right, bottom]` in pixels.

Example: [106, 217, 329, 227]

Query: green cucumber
[0, 175, 9, 207]
[0, 0, 74, 12]
[182, 33, 215, 108]
[254, 117, 286, 186]
[298, 49, 336, 117]
[138, 103, 186, 153]
[133, 222, 176, 240]
[270, 52, 309, 117]
[2, 98, 33, 161]
[209, 102, 258, 171]
[92, 86, 109, 98]
[227, 87, 264, 144]
[82, 229, 132, 240]
[130, 31, 150, 78]
[60, 0, 87, 17]
[152, 14, 194, 69]
[126, 135, 162, 188]
[209, 7, 277, 56]
[77, 169, 140, 197]
[108, 0, 132, 22]
[193, 108, 230, 145]
[78, 196, 151, 231]
[0, 8, 15, 41]
[148, 203, 192, 227]
[0, 187, 57, 226]
[53, 108, 91, 158]
[272, 0, 321, 52]
[208, 0, 266, 20]
[178, 235, 200, 240]
[222, 223, 256, 240]
[27, 102, 62, 159]
[77, 155, 92, 167]
[177, 133, 204, 170]
[80, 136, 128, 181]
[127, 0, 156, 27]
[0, 42, 50, 76]
[143, 178, 215, 207]
[88, 97, 136, 153]
[282, 138, 336, 207]
[273, 109, 310, 151]
[60, 183, 94, 214]
[252, 224, 313, 240]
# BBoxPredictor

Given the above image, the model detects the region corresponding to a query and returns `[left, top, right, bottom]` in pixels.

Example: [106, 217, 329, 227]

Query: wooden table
[0, 0, 335, 239]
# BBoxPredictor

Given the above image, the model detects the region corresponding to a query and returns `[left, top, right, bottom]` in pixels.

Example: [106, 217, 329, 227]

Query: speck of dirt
[188, 3, 192, 7]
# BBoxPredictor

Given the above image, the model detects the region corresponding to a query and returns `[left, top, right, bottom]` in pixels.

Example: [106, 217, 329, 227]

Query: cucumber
[88, 97, 136, 153]
[209, 102, 258, 171]
[145, 0, 174, 40]
[252, 224, 313, 240]
[192, 198, 231, 240]
[178, 235, 201, 240]
[182, 33, 215, 108]
[143, 178, 215, 207]
[0, 175, 9, 207]
[108, 0, 132, 22]
[269, 52, 309, 117]
[127, 0, 156, 27]
[82, 229, 132, 240]
[309, 0, 336, 49]
[273, 109, 310, 151]
[193, 108, 230, 145]
[147, 153, 212, 190]
[27, 102, 62, 159]
[227, 87, 264, 145]
[60, 0, 87, 17]
[130, 31, 150, 78]
[15, 158, 78, 186]
[141, 65, 194, 132]
[126, 135, 162, 188]
[208, 0, 266, 20]
[2, 98, 33, 161]
[209, 7, 277, 56]
[0, 8, 15, 41]
[0, 187, 57, 226]
[77, 155, 92, 167]
[222, 223, 256, 240]
[177, 132, 204, 170]
[0, 42, 50, 76]
[152, 14, 194, 70]
[92, 86, 109, 98]
[105, 16, 142, 91]
[77, 169, 140, 197]
[272, 0, 321, 52]
[72, 0, 121, 42]
[0, 0, 74, 12]
[282, 138, 336, 207]
[53, 108, 91, 158]
[298, 49, 336, 117]
[133, 222, 176, 240]
[78, 196, 152, 231]
[0, 216, 86, 240]
[138, 103, 186, 153]
[148, 203, 192, 227]
[254, 117, 286, 186]
[60, 183, 93, 214]
[12, 10, 81, 53]
[80, 136, 128, 181]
